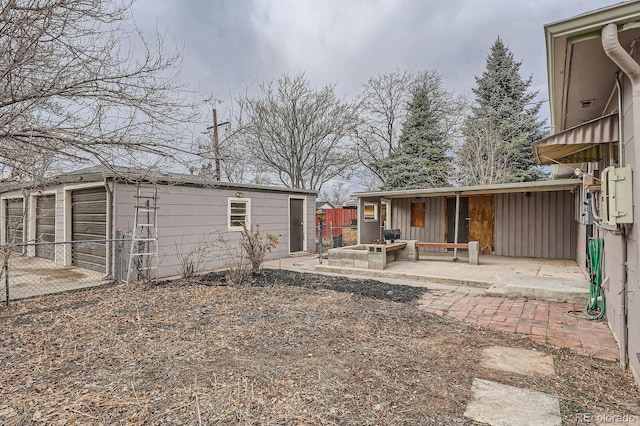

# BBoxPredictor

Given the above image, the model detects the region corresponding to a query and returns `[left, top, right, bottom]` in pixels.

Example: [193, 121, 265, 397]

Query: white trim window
[228, 198, 251, 230]
[363, 202, 378, 222]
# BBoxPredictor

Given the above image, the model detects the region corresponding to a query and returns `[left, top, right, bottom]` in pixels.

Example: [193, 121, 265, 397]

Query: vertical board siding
[495, 191, 576, 259]
[391, 197, 445, 243]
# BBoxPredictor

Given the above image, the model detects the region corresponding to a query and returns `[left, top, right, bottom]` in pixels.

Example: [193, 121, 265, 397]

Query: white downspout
[601, 22, 639, 369]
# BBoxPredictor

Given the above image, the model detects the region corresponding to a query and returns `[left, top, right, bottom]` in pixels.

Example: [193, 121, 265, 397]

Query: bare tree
[356, 69, 466, 186]
[319, 179, 352, 206]
[454, 118, 520, 186]
[0, 0, 201, 182]
[236, 73, 359, 190]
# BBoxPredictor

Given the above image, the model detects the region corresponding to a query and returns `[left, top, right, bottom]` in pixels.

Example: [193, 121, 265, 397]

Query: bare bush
[214, 224, 279, 284]
[174, 235, 216, 279]
[239, 224, 279, 274]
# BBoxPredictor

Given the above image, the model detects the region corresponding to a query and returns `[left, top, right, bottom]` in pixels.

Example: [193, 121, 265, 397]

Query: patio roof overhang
[354, 179, 581, 200]
[532, 113, 618, 165]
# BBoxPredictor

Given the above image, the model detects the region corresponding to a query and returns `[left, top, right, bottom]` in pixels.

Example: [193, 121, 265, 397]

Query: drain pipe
[616, 73, 624, 167]
[602, 22, 639, 369]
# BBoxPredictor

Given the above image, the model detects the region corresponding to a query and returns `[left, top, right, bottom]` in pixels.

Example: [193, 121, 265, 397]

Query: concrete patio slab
[464, 378, 561, 426]
[487, 275, 589, 304]
[481, 346, 556, 377]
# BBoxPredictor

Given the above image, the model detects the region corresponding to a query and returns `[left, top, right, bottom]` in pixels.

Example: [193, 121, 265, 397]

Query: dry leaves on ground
[0, 270, 637, 425]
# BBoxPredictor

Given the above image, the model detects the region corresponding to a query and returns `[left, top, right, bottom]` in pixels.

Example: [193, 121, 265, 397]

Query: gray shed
[0, 166, 317, 279]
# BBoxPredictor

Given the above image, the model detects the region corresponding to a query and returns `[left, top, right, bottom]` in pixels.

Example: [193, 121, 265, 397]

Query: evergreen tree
[457, 38, 546, 185]
[376, 85, 451, 190]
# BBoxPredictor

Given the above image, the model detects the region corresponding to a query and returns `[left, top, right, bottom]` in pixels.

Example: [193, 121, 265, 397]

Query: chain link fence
[0, 238, 133, 304]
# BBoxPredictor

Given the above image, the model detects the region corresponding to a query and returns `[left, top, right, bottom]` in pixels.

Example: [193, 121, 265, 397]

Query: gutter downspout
[616, 73, 624, 167]
[616, 72, 629, 370]
[602, 23, 637, 369]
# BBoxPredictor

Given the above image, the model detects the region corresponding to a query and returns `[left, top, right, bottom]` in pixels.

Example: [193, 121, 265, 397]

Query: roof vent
[580, 99, 595, 108]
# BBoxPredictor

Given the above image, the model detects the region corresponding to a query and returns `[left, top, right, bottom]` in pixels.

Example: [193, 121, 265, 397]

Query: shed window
[228, 198, 251, 230]
[363, 202, 378, 221]
[411, 202, 425, 227]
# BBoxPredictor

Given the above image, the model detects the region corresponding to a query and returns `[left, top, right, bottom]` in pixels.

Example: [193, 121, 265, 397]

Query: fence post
[4, 258, 9, 306]
[116, 230, 124, 282]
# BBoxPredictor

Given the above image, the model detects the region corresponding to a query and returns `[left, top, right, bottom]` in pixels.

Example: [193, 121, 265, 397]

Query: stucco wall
[601, 74, 640, 381]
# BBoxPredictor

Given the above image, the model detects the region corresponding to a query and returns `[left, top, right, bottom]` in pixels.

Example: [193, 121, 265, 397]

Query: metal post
[4, 258, 9, 306]
[453, 193, 461, 261]
[318, 221, 323, 264]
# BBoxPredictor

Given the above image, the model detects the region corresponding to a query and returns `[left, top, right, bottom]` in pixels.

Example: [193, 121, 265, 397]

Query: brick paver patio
[417, 289, 619, 361]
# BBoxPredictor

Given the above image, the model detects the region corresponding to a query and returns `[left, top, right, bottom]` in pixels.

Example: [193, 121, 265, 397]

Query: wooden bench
[384, 242, 407, 252]
[416, 242, 468, 250]
[416, 241, 479, 265]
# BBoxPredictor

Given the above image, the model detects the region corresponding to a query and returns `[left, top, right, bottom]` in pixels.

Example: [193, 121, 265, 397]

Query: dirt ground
[0, 270, 638, 425]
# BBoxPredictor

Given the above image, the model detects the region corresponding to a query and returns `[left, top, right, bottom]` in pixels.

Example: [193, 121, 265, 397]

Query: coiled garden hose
[585, 238, 606, 320]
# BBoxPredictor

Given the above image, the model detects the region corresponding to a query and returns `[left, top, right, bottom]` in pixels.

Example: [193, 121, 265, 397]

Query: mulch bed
[0, 270, 637, 425]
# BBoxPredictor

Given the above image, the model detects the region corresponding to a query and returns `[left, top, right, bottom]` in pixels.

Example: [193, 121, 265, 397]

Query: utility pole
[212, 108, 221, 181]
[207, 108, 229, 181]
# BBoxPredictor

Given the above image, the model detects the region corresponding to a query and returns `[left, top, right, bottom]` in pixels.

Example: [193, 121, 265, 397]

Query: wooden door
[469, 195, 494, 254]
[289, 198, 304, 252]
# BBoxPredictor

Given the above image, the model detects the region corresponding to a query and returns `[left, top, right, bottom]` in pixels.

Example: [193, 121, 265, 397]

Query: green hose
[586, 238, 606, 320]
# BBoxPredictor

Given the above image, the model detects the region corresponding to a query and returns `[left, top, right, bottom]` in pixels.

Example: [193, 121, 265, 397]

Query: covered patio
[314, 252, 590, 304]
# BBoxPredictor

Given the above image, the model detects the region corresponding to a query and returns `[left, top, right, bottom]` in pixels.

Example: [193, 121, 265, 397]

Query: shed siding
[114, 183, 315, 279]
[494, 191, 576, 259]
[35, 195, 56, 260]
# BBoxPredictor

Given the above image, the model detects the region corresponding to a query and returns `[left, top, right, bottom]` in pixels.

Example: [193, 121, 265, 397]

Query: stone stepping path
[464, 346, 561, 425]
[464, 379, 562, 425]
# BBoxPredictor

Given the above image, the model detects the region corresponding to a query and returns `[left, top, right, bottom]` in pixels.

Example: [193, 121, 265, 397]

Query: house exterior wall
[598, 74, 640, 381]
[358, 197, 382, 243]
[113, 182, 315, 279]
[494, 191, 576, 259]
[391, 197, 445, 243]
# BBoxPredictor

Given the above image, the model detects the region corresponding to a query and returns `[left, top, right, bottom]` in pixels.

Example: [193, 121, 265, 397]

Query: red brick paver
[417, 290, 619, 361]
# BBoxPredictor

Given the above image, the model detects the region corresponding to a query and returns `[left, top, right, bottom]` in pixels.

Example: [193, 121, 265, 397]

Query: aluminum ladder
[126, 185, 159, 283]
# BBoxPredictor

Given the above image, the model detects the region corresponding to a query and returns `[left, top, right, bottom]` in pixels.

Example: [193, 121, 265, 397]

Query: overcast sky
[132, 0, 619, 128]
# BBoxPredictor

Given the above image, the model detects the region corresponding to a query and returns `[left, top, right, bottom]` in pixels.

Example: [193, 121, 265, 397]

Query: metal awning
[532, 112, 618, 165]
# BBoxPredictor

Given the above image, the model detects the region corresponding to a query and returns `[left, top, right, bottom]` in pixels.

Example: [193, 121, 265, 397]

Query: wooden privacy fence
[315, 208, 358, 247]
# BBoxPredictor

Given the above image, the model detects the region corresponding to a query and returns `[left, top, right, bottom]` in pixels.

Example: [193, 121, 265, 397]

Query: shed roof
[354, 179, 580, 199]
[0, 165, 318, 196]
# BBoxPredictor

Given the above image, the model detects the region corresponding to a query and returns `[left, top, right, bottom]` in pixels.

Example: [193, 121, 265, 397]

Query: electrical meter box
[600, 166, 633, 225]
